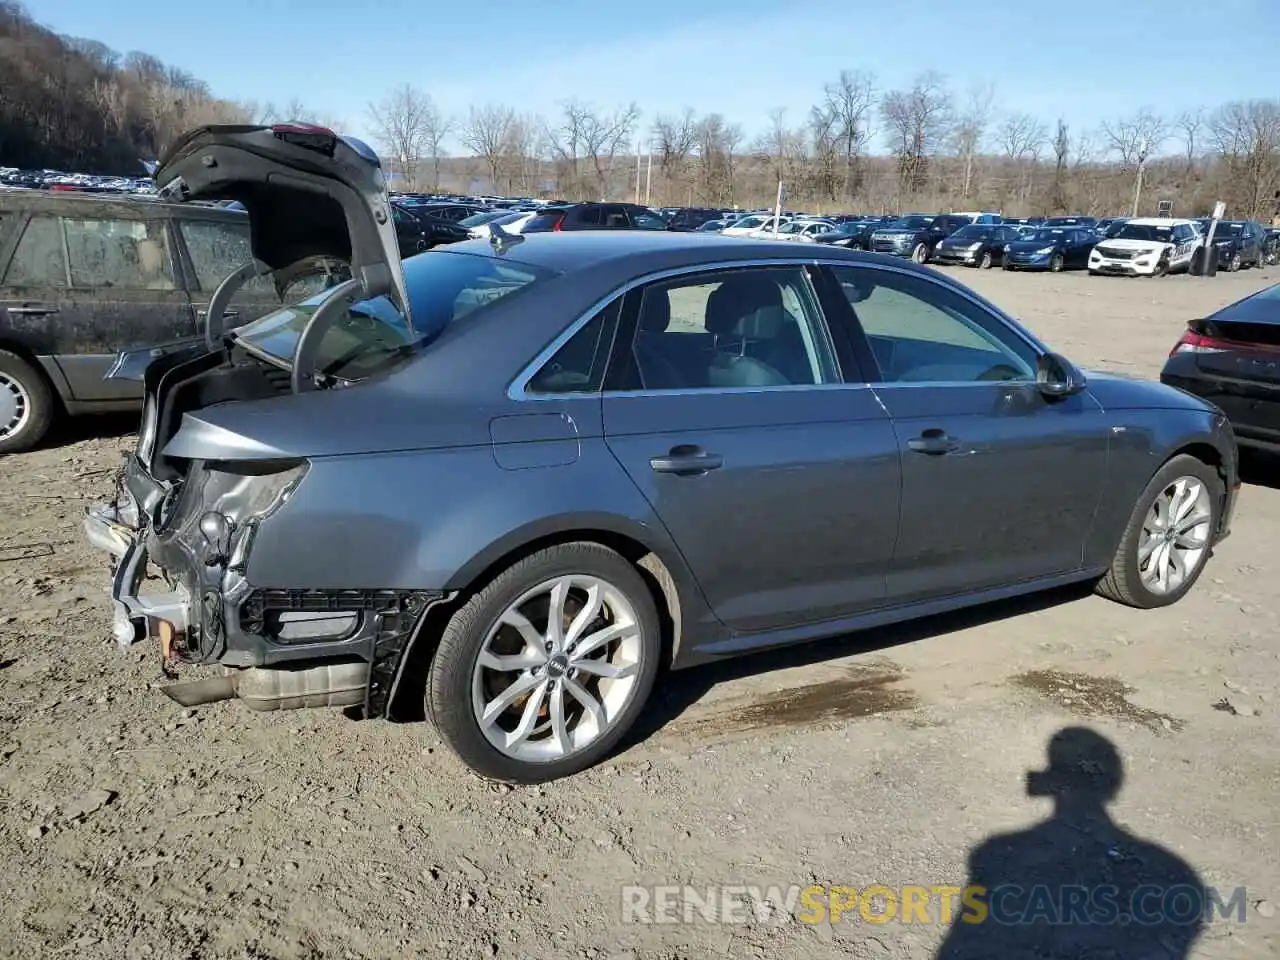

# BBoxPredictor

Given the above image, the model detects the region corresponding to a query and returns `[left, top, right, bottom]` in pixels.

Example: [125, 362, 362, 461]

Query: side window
[830, 266, 1037, 384]
[615, 267, 838, 392]
[574, 206, 604, 227]
[631, 211, 668, 230]
[3, 216, 67, 287]
[525, 298, 620, 394]
[178, 220, 273, 293]
[64, 218, 175, 290]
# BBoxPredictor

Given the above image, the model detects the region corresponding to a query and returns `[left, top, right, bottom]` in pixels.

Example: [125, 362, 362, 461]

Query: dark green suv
[0, 191, 309, 452]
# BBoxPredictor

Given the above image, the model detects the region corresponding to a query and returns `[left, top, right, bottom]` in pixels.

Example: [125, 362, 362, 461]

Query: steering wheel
[976, 363, 1024, 382]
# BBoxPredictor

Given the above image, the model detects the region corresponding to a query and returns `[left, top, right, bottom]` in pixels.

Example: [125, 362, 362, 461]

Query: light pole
[1131, 138, 1150, 218]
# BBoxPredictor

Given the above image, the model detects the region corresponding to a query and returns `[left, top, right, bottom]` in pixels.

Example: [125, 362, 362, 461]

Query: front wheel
[1229, 251, 1242, 272]
[1095, 454, 1221, 609]
[426, 542, 662, 783]
[1049, 253, 1064, 273]
[979, 251, 994, 269]
[912, 243, 930, 264]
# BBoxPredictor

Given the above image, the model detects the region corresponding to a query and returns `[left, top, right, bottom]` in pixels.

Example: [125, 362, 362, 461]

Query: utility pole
[644, 151, 652, 206]
[634, 138, 641, 205]
[1131, 138, 1150, 217]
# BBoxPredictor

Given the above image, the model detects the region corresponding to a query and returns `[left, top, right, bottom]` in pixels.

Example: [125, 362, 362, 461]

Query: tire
[426, 542, 662, 783]
[1150, 258, 1169, 277]
[0, 349, 55, 455]
[1049, 253, 1064, 273]
[1003, 261, 1014, 271]
[1229, 252, 1242, 272]
[912, 243, 930, 264]
[1095, 454, 1222, 609]
[979, 251, 993, 270]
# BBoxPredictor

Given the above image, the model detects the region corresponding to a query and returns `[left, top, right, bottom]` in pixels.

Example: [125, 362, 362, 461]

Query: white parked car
[747, 219, 836, 242]
[465, 210, 534, 239]
[721, 214, 792, 237]
[1089, 218, 1203, 276]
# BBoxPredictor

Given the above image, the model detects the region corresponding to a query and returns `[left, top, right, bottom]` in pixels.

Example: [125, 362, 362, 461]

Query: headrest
[638, 289, 670, 334]
[704, 274, 784, 336]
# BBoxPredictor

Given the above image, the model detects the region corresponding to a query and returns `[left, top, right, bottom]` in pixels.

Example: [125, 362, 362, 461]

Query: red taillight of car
[1170, 326, 1280, 357]
[553, 215, 564, 232]
[1170, 329, 1226, 356]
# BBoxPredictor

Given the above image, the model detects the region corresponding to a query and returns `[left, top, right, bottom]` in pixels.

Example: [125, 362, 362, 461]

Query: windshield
[234, 251, 556, 381]
[1112, 224, 1174, 243]
[1207, 222, 1243, 237]
[887, 216, 934, 230]
[951, 225, 994, 240]
[698, 220, 725, 231]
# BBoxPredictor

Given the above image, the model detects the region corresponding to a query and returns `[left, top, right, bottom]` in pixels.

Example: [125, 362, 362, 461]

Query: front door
[827, 264, 1110, 605]
[600, 264, 902, 634]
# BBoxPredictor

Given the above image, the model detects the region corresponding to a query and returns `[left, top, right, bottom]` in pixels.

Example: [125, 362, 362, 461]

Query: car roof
[1126, 217, 1193, 226]
[0, 190, 246, 220]
[437, 229, 886, 274]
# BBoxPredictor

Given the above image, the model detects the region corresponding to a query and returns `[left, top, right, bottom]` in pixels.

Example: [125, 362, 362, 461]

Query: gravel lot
[1, 265, 1278, 960]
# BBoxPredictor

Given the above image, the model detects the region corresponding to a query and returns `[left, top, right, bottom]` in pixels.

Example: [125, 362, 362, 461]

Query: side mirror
[1037, 352, 1087, 398]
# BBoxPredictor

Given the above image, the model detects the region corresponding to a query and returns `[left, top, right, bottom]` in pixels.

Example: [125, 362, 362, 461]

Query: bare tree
[1176, 107, 1205, 175]
[951, 81, 996, 201]
[821, 70, 876, 199]
[879, 71, 951, 200]
[545, 101, 639, 199]
[1050, 119, 1070, 211]
[651, 109, 698, 198]
[1100, 108, 1167, 167]
[366, 84, 443, 191]
[1210, 100, 1280, 219]
[694, 112, 741, 205]
[461, 103, 515, 192]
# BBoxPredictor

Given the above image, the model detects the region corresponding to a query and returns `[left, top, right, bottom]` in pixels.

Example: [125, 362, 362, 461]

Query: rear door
[57, 211, 195, 402]
[599, 263, 902, 634]
[0, 212, 76, 375]
[173, 214, 283, 330]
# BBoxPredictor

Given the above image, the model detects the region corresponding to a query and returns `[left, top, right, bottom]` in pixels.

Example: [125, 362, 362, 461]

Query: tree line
[4, 1, 1277, 221]
[370, 74, 1280, 220]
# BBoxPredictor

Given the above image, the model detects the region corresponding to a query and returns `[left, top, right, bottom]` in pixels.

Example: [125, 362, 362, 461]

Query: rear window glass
[235, 250, 557, 380]
[525, 212, 565, 231]
[179, 219, 274, 294]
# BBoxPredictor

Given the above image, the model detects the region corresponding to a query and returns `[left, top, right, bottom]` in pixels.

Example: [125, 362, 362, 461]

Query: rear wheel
[0, 350, 55, 455]
[426, 542, 662, 783]
[1095, 454, 1221, 609]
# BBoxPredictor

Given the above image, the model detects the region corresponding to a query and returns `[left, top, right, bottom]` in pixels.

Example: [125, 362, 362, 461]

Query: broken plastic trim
[205, 259, 271, 349]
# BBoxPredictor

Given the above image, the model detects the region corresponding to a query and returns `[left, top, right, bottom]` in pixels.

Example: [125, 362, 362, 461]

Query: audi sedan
[85, 124, 1239, 784]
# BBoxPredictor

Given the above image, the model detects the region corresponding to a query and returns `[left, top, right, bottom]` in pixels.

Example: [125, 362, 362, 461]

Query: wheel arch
[0, 335, 68, 410]
[384, 515, 695, 720]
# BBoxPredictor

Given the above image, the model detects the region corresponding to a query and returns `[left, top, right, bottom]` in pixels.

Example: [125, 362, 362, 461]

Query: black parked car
[522, 203, 669, 233]
[394, 204, 471, 249]
[1003, 227, 1097, 272]
[1096, 217, 1129, 237]
[1160, 281, 1280, 453]
[932, 224, 1021, 269]
[1194, 219, 1268, 271]
[869, 214, 973, 263]
[813, 218, 884, 250]
[665, 207, 729, 231]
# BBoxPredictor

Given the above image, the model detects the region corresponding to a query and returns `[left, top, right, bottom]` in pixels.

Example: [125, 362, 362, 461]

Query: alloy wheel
[471, 574, 644, 762]
[1139, 477, 1212, 595]
[0, 371, 31, 440]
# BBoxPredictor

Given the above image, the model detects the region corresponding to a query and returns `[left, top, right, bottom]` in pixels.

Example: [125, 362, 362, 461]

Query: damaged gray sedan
[86, 124, 1239, 783]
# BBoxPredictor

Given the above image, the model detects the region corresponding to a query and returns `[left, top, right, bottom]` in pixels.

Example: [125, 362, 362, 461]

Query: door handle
[196, 308, 240, 319]
[5, 306, 58, 316]
[907, 429, 959, 455]
[650, 445, 723, 476]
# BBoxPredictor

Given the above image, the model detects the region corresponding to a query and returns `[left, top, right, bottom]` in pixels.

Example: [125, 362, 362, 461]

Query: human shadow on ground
[935, 726, 1206, 959]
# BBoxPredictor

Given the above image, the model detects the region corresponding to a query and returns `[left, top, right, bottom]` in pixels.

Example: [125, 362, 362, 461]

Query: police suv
[1088, 217, 1203, 277]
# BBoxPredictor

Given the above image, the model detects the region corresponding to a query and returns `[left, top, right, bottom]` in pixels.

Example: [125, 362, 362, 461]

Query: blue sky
[28, 0, 1280, 155]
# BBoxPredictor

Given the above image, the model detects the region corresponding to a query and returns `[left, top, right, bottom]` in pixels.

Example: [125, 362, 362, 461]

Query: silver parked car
[85, 125, 1239, 783]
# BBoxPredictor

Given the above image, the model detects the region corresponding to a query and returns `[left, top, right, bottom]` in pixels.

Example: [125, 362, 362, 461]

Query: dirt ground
[2, 265, 1279, 960]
